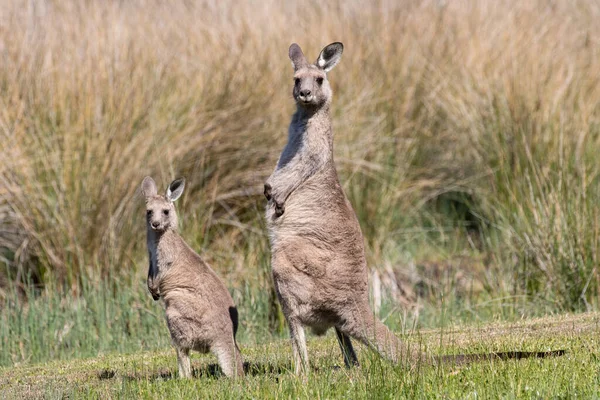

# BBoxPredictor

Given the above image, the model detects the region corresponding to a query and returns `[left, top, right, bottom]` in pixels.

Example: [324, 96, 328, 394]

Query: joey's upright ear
[289, 43, 308, 71]
[166, 178, 185, 202]
[141, 176, 157, 198]
[315, 42, 343, 72]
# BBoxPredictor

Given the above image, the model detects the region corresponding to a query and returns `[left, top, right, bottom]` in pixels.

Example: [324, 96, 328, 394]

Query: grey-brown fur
[265, 42, 565, 373]
[264, 42, 427, 373]
[141, 176, 244, 378]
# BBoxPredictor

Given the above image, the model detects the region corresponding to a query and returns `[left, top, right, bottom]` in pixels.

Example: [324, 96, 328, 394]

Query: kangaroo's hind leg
[335, 327, 359, 367]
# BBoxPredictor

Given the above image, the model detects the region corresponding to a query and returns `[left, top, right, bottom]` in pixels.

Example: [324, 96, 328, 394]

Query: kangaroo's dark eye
[294, 78, 300, 85]
[163, 210, 169, 216]
[316, 77, 324, 85]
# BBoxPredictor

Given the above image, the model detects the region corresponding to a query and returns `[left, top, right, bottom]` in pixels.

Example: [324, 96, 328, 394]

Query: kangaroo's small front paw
[264, 183, 273, 201]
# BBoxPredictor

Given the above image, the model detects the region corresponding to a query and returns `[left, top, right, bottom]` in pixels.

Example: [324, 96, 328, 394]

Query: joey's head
[141, 176, 185, 233]
[289, 42, 343, 109]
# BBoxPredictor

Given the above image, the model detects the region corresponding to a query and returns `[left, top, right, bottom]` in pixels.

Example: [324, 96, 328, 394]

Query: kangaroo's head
[289, 42, 343, 109]
[141, 176, 185, 233]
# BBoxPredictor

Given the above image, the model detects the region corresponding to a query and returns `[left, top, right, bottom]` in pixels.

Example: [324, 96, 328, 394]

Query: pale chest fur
[147, 230, 183, 283]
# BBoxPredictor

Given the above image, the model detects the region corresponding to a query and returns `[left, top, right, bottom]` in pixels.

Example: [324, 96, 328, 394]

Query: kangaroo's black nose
[300, 89, 311, 97]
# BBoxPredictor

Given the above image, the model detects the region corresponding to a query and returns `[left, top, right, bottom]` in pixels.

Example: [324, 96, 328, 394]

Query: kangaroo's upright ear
[289, 43, 308, 71]
[166, 178, 185, 202]
[141, 176, 157, 198]
[315, 42, 343, 72]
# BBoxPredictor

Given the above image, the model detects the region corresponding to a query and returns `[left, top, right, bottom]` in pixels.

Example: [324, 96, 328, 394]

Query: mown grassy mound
[1, 313, 598, 399]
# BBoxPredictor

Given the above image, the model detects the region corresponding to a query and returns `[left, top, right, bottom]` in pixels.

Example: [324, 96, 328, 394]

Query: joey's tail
[228, 306, 242, 352]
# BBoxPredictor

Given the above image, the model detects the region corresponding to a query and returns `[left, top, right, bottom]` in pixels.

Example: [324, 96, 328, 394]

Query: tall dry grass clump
[1, 0, 600, 311]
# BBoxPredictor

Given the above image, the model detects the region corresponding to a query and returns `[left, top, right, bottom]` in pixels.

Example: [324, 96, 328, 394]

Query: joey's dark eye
[316, 77, 324, 85]
[146, 210, 152, 217]
[163, 210, 169, 216]
[294, 78, 300, 85]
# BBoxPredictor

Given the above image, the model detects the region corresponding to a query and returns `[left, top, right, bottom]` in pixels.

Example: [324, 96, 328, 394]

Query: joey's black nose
[300, 89, 311, 97]
[151, 221, 160, 229]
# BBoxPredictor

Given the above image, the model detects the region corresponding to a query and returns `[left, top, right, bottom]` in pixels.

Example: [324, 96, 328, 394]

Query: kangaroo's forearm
[268, 164, 309, 203]
[267, 151, 323, 202]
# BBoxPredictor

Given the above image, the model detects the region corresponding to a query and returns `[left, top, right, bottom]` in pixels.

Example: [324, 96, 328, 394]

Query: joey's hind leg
[212, 340, 245, 378]
[176, 347, 192, 378]
[288, 318, 309, 374]
[335, 327, 359, 368]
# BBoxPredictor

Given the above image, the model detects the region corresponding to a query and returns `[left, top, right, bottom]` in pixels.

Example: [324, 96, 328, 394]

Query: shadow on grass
[437, 349, 567, 365]
[97, 361, 294, 382]
[96, 349, 566, 382]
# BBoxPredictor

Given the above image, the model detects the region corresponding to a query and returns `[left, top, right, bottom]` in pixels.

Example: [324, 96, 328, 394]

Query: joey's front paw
[264, 183, 272, 201]
[148, 288, 160, 301]
[274, 200, 285, 217]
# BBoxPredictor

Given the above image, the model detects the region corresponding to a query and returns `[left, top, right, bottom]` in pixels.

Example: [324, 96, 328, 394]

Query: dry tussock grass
[1, 0, 600, 308]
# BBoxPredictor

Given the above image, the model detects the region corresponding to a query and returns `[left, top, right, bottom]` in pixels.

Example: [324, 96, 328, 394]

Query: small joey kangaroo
[141, 176, 244, 379]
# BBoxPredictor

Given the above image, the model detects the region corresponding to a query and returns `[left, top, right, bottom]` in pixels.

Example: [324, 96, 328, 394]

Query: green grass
[1, 269, 570, 370]
[0, 276, 280, 368]
[1, 313, 598, 399]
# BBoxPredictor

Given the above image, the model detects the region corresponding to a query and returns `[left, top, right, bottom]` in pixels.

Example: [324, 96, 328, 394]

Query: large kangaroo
[141, 176, 244, 378]
[264, 42, 421, 373]
[264, 42, 564, 373]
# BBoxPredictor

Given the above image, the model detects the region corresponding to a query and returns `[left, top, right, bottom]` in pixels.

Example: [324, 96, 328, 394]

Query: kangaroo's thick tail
[343, 306, 566, 367]
[343, 304, 567, 368]
[343, 307, 431, 368]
